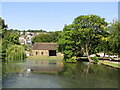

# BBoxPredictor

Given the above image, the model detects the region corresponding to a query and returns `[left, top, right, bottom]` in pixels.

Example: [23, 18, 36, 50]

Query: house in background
[19, 36, 25, 44]
[31, 43, 63, 57]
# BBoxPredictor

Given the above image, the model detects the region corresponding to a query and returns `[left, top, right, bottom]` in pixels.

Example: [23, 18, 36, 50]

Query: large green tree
[108, 20, 120, 58]
[58, 15, 108, 62]
[6, 45, 26, 63]
[0, 17, 8, 34]
[32, 31, 61, 43]
[0, 17, 26, 62]
[0, 17, 8, 59]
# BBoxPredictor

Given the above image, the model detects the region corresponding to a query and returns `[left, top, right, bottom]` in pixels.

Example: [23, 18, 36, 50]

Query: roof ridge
[35, 42, 57, 44]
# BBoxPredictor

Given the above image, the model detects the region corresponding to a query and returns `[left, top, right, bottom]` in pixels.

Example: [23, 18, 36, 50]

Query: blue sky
[2, 2, 118, 31]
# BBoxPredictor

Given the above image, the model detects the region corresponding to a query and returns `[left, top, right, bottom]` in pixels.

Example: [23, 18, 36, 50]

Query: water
[2, 58, 120, 88]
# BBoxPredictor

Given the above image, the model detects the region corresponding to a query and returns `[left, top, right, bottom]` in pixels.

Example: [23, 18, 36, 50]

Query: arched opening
[36, 52, 38, 55]
[41, 52, 43, 55]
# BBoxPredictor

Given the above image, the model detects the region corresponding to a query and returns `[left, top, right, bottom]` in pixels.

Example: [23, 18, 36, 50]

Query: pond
[2, 58, 120, 88]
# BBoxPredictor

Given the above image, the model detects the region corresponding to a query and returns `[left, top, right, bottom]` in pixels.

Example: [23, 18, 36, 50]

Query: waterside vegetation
[0, 14, 120, 67]
[0, 17, 26, 63]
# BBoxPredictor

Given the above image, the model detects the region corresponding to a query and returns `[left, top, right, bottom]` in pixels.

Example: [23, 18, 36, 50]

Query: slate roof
[32, 43, 58, 50]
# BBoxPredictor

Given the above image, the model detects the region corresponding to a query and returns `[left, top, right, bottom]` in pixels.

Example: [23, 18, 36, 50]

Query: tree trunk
[85, 44, 93, 62]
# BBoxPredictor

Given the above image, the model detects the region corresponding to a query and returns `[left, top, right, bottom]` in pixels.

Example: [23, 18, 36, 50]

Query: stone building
[31, 43, 63, 56]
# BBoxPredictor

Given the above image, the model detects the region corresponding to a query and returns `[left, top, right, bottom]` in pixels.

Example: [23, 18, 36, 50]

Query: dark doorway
[36, 52, 38, 55]
[49, 50, 56, 56]
[41, 52, 43, 55]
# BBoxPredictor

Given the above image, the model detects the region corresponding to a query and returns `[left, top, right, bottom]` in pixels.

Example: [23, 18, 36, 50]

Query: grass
[27, 56, 63, 60]
[98, 60, 120, 69]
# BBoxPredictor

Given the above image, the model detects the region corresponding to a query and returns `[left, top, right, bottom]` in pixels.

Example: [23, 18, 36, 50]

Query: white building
[19, 36, 25, 44]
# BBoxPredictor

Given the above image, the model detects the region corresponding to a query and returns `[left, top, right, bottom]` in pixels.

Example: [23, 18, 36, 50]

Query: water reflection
[2, 59, 120, 88]
[24, 59, 63, 74]
[58, 61, 119, 88]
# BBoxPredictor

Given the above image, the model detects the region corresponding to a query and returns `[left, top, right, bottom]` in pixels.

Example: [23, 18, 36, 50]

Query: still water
[2, 58, 120, 88]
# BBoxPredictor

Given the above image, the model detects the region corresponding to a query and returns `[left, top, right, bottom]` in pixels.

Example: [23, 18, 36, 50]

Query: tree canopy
[0, 17, 26, 62]
[108, 20, 120, 58]
[32, 31, 61, 43]
[58, 15, 108, 62]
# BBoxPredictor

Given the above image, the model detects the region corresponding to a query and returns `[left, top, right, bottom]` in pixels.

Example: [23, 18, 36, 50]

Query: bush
[65, 58, 77, 63]
[91, 56, 98, 64]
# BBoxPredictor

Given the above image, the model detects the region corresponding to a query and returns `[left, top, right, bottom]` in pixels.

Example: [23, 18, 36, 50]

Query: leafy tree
[0, 17, 25, 62]
[27, 29, 47, 33]
[58, 15, 108, 62]
[32, 33, 51, 43]
[32, 31, 61, 43]
[0, 17, 8, 59]
[0, 17, 8, 34]
[6, 45, 26, 63]
[108, 20, 120, 58]
[2, 29, 20, 60]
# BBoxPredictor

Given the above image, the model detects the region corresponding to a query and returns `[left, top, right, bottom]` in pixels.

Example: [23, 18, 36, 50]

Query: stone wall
[31, 50, 64, 57]
[31, 50, 49, 56]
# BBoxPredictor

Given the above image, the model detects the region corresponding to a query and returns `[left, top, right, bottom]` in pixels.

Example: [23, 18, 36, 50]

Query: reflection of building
[31, 43, 63, 57]
[25, 59, 63, 74]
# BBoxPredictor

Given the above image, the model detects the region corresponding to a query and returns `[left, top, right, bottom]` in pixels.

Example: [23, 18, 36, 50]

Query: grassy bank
[27, 56, 63, 60]
[98, 60, 120, 69]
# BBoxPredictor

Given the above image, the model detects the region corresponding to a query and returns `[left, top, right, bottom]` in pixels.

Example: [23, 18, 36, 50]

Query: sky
[1, 2, 118, 31]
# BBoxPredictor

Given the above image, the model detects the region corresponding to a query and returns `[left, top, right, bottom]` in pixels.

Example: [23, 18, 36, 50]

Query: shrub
[91, 56, 98, 64]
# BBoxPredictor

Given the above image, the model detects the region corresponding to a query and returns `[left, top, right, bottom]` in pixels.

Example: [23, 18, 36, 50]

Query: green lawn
[27, 56, 63, 60]
[98, 60, 120, 69]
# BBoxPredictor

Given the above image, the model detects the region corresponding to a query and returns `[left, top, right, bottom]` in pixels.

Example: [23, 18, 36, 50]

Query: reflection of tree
[58, 62, 77, 76]
[83, 63, 95, 75]
[83, 63, 91, 75]
[58, 62, 94, 77]
[2, 63, 24, 77]
[57, 61, 119, 88]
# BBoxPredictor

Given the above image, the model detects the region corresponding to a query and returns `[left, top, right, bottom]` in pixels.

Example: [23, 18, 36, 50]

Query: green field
[98, 60, 120, 69]
[27, 56, 63, 60]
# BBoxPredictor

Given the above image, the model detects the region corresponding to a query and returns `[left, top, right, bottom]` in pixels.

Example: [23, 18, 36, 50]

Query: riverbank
[27, 56, 120, 69]
[27, 56, 63, 60]
[98, 60, 120, 69]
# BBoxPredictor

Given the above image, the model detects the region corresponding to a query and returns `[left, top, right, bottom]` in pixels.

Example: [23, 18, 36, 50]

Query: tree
[32, 31, 61, 43]
[1, 17, 25, 62]
[58, 15, 108, 62]
[6, 45, 26, 63]
[0, 17, 8, 59]
[108, 20, 120, 58]
[0, 17, 8, 34]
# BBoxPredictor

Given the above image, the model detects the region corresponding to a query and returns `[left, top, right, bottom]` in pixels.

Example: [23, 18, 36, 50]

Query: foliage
[26, 29, 47, 33]
[0, 17, 26, 62]
[32, 31, 61, 43]
[2, 30, 20, 59]
[6, 45, 26, 63]
[58, 15, 108, 62]
[108, 20, 120, 57]
[0, 17, 8, 34]
[0, 17, 8, 59]
[90, 56, 98, 64]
